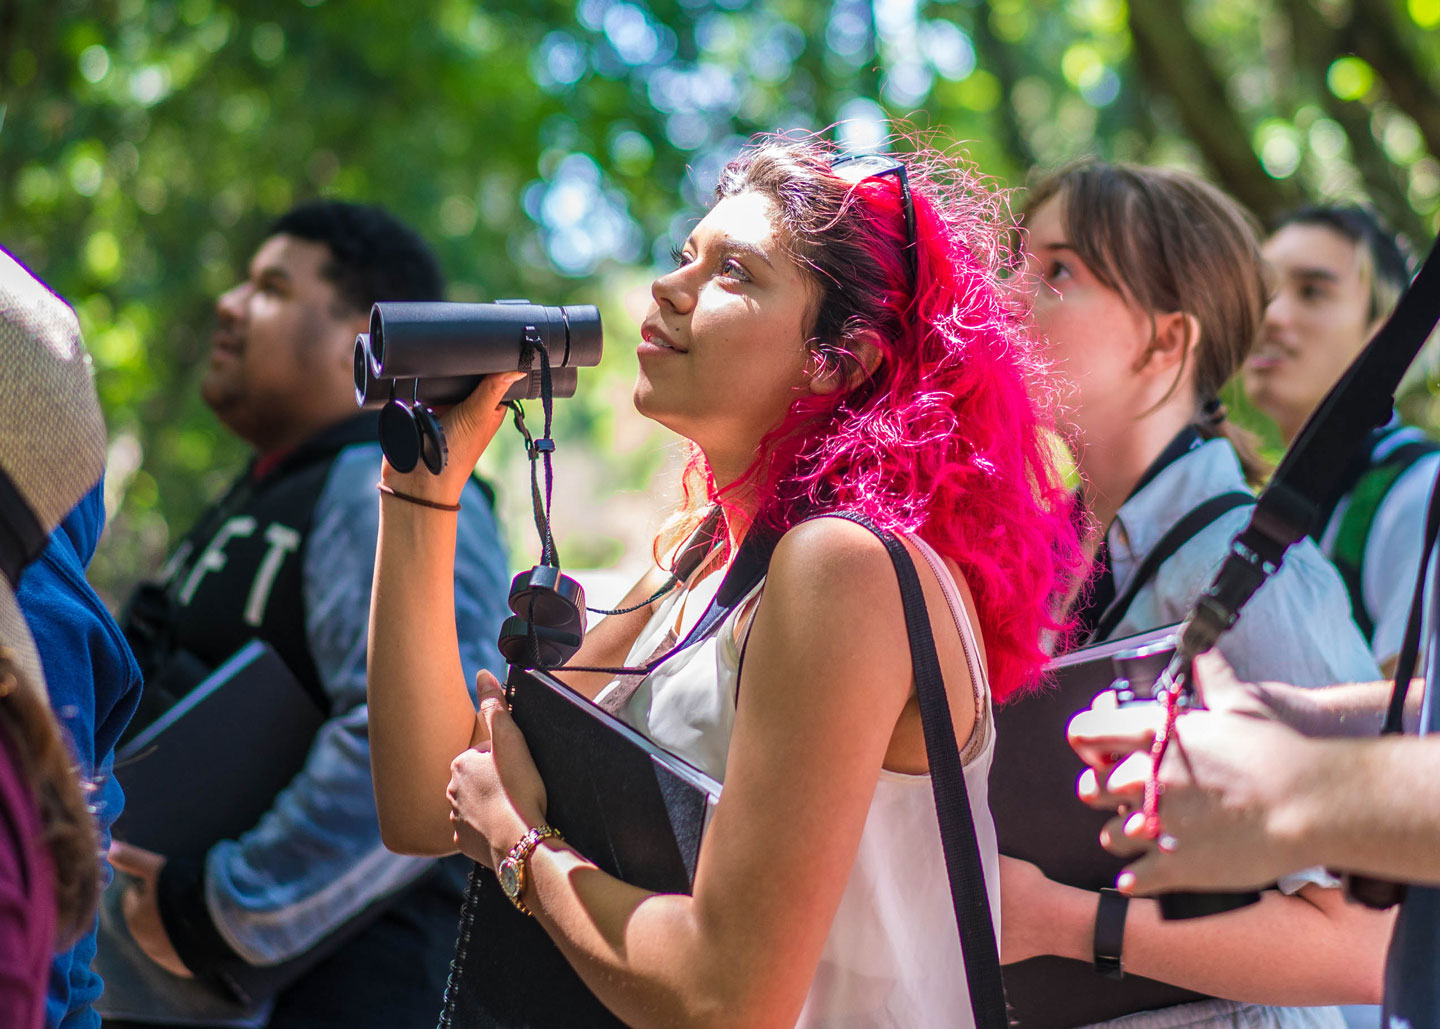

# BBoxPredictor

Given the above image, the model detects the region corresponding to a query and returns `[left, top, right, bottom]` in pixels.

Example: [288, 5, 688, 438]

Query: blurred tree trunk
[0, 1, 67, 190]
[969, 1, 1037, 171]
[1347, 0, 1440, 168]
[1126, 1, 1298, 221]
[1276, 0, 1427, 241]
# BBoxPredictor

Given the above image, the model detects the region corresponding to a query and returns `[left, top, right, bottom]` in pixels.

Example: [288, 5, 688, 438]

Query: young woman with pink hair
[365, 133, 1082, 1026]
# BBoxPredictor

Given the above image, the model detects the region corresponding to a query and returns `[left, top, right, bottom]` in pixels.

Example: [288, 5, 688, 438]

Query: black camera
[1110, 637, 1262, 920]
[353, 299, 603, 474]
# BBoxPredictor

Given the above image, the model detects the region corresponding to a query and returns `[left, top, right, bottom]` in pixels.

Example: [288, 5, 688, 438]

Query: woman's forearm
[367, 499, 478, 855]
[1296, 735, 1440, 886]
[522, 840, 781, 1029]
[1041, 882, 1388, 1003]
[1309, 679, 1425, 736]
[1119, 887, 1388, 1003]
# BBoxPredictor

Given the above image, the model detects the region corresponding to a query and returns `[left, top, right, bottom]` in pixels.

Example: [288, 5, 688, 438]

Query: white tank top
[595, 532, 1000, 1027]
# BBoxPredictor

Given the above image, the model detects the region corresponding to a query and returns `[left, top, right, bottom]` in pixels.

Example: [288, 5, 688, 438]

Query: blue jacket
[16, 480, 144, 1029]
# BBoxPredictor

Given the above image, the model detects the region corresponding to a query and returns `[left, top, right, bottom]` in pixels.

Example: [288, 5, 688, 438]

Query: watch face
[498, 858, 521, 899]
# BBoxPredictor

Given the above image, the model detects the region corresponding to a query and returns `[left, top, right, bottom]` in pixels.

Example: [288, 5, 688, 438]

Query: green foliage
[1, 0, 1437, 601]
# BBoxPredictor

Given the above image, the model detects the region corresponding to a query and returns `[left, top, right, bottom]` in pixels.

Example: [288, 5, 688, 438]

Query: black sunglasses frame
[830, 153, 918, 287]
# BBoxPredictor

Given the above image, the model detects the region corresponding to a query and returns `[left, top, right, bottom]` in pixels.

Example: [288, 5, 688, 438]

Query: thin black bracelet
[1093, 887, 1129, 980]
[377, 483, 462, 512]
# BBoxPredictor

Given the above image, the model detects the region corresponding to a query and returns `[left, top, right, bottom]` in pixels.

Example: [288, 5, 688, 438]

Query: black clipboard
[991, 625, 1212, 1025]
[440, 665, 721, 1029]
[102, 639, 385, 1014]
[112, 639, 327, 859]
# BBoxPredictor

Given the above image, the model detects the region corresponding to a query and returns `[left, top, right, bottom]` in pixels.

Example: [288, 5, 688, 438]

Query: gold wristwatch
[497, 824, 562, 916]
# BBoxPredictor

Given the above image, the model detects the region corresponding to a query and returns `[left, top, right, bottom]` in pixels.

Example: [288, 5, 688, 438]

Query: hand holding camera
[1070, 650, 1339, 897]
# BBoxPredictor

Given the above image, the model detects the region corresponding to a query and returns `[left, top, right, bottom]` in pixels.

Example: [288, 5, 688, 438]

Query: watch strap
[1093, 886, 1129, 980]
[504, 824, 563, 916]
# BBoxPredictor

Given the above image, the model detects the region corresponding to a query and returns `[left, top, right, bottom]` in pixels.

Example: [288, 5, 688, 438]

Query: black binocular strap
[552, 523, 778, 679]
[1088, 491, 1254, 644]
[818, 511, 1007, 1028]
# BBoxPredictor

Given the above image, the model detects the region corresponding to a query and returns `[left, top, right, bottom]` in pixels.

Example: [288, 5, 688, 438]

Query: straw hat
[0, 248, 107, 697]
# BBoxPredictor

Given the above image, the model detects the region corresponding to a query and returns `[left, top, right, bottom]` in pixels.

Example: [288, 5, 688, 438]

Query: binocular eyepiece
[353, 299, 603, 473]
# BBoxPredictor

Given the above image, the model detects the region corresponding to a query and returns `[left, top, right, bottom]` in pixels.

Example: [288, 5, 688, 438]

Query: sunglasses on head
[830, 153, 918, 287]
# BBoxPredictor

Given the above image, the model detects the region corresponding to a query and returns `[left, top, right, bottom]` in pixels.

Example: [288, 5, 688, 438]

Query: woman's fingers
[1077, 766, 1139, 811]
[443, 371, 526, 456]
[477, 671, 511, 735]
[1190, 648, 1244, 712]
[1099, 810, 1155, 858]
[1067, 703, 1159, 777]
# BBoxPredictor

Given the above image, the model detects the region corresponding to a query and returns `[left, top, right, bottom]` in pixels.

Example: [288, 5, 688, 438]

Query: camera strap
[1170, 235, 1440, 678]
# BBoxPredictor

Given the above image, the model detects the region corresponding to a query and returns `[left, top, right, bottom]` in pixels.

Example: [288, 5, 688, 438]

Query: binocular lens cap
[379, 399, 422, 473]
[413, 404, 449, 475]
[498, 615, 583, 667]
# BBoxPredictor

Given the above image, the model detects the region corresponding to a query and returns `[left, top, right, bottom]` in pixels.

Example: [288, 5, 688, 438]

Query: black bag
[438, 514, 1006, 1028]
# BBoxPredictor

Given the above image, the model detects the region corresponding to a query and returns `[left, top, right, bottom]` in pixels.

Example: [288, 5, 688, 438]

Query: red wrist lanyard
[1142, 674, 1186, 842]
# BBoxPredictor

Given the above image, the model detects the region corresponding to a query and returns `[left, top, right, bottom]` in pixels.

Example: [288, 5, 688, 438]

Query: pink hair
[660, 134, 1084, 702]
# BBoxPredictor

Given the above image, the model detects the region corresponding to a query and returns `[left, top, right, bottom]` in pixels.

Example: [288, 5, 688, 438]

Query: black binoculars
[353, 299, 604, 473]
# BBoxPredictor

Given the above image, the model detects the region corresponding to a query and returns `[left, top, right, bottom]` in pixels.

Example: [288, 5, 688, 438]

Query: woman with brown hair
[0, 248, 108, 1028]
[994, 161, 1391, 1026]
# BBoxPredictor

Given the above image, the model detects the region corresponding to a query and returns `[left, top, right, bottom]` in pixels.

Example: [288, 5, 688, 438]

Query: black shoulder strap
[1384, 462, 1440, 734]
[815, 512, 1007, 1029]
[1090, 491, 1254, 643]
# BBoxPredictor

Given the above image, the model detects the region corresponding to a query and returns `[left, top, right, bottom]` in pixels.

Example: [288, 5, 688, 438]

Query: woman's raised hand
[380, 370, 526, 506]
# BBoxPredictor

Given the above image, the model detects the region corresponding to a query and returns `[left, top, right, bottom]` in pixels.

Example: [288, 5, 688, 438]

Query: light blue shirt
[1108, 437, 1380, 688]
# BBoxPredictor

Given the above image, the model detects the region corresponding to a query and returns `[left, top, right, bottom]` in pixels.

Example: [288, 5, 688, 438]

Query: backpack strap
[1090, 491, 1254, 642]
[806, 511, 1008, 1029]
[1331, 437, 1440, 642]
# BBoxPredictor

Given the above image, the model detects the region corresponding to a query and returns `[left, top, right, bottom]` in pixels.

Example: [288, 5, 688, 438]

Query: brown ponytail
[1027, 161, 1271, 484]
[0, 654, 101, 948]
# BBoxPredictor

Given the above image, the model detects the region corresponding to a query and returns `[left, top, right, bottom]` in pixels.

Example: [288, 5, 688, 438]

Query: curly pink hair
[657, 133, 1084, 702]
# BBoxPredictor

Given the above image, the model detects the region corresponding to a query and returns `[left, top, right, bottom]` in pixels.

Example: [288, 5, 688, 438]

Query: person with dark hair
[367, 133, 1085, 1024]
[994, 162, 1387, 1026]
[99, 200, 510, 1028]
[1244, 205, 1432, 673]
[0, 247, 114, 1029]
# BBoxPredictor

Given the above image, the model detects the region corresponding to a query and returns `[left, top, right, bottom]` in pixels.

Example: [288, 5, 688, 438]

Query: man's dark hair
[269, 200, 445, 314]
[1273, 205, 1411, 322]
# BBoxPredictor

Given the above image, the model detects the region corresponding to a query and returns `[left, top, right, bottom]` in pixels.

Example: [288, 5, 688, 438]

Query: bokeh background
[3, 0, 1438, 605]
